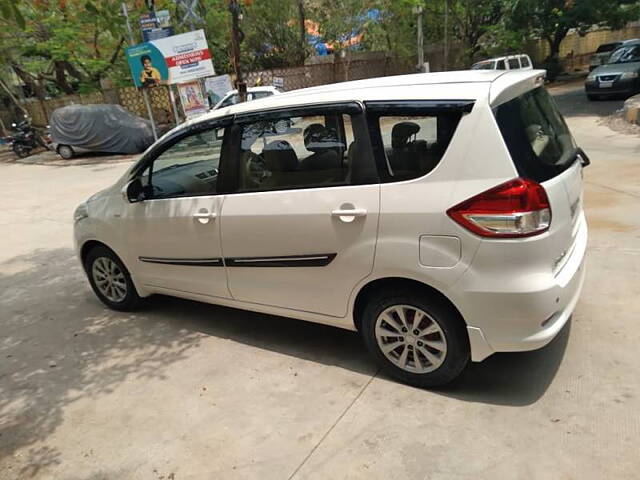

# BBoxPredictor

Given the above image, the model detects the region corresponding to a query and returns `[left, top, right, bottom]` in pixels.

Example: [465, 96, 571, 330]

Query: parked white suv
[74, 70, 588, 387]
[471, 54, 533, 71]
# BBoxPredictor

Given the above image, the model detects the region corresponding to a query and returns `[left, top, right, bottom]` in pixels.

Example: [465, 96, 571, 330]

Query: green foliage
[508, 0, 640, 78]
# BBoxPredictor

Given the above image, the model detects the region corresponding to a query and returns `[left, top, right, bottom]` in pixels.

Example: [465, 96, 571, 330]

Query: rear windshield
[596, 43, 621, 53]
[494, 87, 576, 182]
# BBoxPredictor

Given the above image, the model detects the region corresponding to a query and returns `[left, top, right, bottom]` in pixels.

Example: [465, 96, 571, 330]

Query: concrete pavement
[1, 84, 639, 479]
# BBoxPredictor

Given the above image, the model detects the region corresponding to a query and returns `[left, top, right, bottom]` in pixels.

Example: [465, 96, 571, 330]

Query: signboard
[204, 75, 234, 107]
[151, 30, 215, 84]
[126, 30, 215, 88]
[272, 76, 284, 89]
[178, 81, 208, 119]
[126, 43, 169, 88]
[139, 10, 174, 42]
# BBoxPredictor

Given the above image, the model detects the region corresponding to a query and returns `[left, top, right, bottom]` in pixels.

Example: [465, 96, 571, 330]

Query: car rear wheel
[57, 144, 74, 159]
[360, 289, 470, 388]
[85, 246, 141, 311]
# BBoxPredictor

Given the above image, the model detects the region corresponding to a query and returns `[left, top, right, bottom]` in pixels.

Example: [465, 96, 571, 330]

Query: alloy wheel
[92, 257, 127, 303]
[375, 304, 447, 374]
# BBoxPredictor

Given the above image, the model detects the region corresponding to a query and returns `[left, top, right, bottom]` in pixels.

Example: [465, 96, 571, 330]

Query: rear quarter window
[365, 102, 467, 182]
[494, 87, 577, 182]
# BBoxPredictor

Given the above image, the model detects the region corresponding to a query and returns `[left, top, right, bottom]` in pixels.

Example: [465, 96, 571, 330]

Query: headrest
[303, 123, 327, 152]
[391, 122, 420, 149]
[262, 140, 298, 172]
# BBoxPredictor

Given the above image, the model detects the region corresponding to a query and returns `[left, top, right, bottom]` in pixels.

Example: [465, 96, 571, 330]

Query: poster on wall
[178, 81, 208, 119]
[204, 75, 234, 107]
[125, 30, 214, 88]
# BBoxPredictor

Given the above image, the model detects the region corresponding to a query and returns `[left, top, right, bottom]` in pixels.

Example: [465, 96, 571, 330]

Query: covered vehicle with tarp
[50, 104, 155, 159]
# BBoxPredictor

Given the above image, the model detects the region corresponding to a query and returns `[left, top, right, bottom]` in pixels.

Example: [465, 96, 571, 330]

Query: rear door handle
[193, 210, 217, 224]
[331, 208, 367, 222]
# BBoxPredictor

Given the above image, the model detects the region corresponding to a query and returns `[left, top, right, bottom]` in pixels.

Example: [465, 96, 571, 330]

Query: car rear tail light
[447, 178, 551, 238]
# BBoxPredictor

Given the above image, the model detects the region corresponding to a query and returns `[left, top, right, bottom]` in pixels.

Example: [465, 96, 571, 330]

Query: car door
[219, 103, 380, 317]
[122, 119, 232, 298]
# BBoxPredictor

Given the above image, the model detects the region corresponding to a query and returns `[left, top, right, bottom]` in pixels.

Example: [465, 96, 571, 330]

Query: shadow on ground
[1, 247, 569, 475]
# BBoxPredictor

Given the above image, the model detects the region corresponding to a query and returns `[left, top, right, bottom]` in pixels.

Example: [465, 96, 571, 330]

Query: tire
[84, 246, 142, 311]
[360, 289, 470, 388]
[57, 144, 74, 159]
[586, 94, 598, 101]
[13, 143, 31, 158]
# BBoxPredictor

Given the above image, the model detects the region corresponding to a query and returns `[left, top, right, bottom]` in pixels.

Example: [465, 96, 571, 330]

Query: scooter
[10, 118, 49, 158]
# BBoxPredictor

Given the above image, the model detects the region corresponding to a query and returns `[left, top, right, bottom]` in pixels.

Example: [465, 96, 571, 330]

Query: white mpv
[74, 70, 588, 387]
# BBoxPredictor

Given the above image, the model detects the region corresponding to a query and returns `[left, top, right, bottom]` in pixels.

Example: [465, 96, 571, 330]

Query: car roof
[179, 69, 545, 130]
[223, 86, 279, 96]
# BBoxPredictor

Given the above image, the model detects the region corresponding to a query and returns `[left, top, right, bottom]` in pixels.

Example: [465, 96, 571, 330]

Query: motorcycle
[10, 118, 50, 158]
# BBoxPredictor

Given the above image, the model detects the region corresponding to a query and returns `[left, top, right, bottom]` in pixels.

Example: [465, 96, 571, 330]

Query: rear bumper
[454, 214, 588, 361]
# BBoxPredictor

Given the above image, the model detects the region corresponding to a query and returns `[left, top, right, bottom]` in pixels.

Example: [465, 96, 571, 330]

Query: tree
[509, 0, 640, 78]
[0, 1, 128, 98]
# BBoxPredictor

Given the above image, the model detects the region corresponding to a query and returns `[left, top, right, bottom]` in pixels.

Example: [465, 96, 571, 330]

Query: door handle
[331, 208, 367, 223]
[193, 210, 217, 224]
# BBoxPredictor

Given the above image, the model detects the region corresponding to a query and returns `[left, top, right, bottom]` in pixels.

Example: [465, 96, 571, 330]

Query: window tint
[508, 58, 520, 69]
[235, 112, 356, 192]
[367, 107, 462, 182]
[146, 128, 223, 198]
[520, 56, 531, 67]
[494, 87, 576, 182]
[496, 60, 506, 70]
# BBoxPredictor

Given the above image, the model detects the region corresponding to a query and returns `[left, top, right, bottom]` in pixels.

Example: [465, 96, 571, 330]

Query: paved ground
[1, 84, 639, 480]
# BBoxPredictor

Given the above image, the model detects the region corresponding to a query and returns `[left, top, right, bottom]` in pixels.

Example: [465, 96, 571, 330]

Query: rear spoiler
[489, 70, 547, 107]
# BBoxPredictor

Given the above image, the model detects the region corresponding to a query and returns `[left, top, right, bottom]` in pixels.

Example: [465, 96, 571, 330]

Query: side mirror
[124, 178, 148, 203]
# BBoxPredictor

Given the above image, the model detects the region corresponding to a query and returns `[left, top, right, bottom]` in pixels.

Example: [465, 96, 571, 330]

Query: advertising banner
[126, 43, 169, 88]
[139, 10, 174, 41]
[204, 75, 234, 107]
[178, 81, 208, 119]
[126, 30, 214, 88]
[152, 30, 215, 84]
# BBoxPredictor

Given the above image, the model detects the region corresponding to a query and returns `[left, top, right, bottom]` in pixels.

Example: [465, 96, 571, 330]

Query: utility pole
[121, 2, 158, 140]
[414, 5, 425, 72]
[444, 0, 449, 71]
[228, 0, 247, 102]
[298, 0, 307, 65]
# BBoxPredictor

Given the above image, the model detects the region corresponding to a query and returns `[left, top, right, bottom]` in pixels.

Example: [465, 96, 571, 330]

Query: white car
[471, 54, 533, 71]
[74, 70, 588, 387]
[211, 86, 280, 110]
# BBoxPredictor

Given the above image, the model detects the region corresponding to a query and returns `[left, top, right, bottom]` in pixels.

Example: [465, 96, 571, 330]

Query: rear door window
[520, 56, 531, 68]
[508, 58, 520, 69]
[496, 60, 506, 70]
[494, 87, 577, 182]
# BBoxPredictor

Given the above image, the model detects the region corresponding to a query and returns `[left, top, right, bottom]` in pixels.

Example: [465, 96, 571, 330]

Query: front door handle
[193, 210, 217, 224]
[331, 207, 367, 223]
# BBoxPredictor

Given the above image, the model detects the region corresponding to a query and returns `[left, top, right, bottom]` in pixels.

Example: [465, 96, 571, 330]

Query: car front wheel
[58, 144, 74, 159]
[85, 246, 141, 311]
[360, 289, 469, 388]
